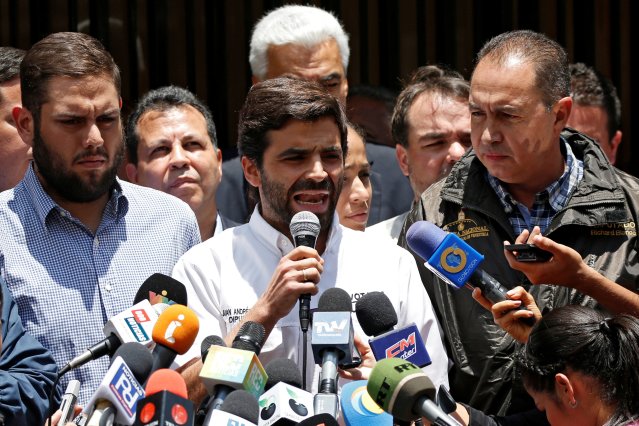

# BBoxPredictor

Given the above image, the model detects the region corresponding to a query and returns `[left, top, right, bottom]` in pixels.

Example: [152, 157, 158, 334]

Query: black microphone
[355, 291, 432, 367]
[289, 211, 321, 332]
[296, 413, 339, 426]
[311, 287, 355, 418]
[200, 335, 226, 363]
[203, 390, 260, 425]
[133, 273, 188, 306]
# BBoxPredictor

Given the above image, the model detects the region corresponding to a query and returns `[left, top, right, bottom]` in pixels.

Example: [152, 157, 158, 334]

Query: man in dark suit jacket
[125, 86, 238, 240]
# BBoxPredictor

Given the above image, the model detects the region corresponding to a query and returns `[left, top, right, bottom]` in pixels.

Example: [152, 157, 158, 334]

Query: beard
[32, 125, 125, 203]
[259, 171, 343, 235]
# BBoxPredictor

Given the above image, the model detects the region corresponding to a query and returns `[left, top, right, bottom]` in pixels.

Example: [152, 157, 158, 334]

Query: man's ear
[608, 130, 622, 165]
[241, 156, 261, 188]
[553, 96, 573, 132]
[396, 144, 410, 177]
[12, 106, 35, 147]
[125, 163, 138, 183]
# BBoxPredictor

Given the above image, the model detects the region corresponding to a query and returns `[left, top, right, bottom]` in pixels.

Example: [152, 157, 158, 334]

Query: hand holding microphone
[406, 220, 536, 326]
[472, 286, 542, 343]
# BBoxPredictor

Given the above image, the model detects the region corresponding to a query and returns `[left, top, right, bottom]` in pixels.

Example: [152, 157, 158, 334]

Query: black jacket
[398, 128, 639, 415]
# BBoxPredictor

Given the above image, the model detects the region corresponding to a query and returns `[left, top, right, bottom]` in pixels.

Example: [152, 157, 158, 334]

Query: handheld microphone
[134, 369, 194, 426]
[296, 413, 339, 426]
[150, 304, 200, 373]
[203, 390, 260, 426]
[57, 380, 80, 426]
[340, 380, 392, 426]
[289, 211, 321, 332]
[367, 358, 461, 425]
[59, 299, 159, 376]
[355, 292, 431, 367]
[199, 321, 268, 418]
[84, 343, 153, 425]
[258, 358, 313, 425]
[406, 221, 535, 325]
[311, 288, 355, 418]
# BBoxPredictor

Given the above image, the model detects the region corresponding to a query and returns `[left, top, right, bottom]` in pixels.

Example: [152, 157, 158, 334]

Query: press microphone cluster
[406, 221, 535, 325]
[355, 291, 431, 367]
[58, 273, 189, 376]
[289, 211, 321, 332]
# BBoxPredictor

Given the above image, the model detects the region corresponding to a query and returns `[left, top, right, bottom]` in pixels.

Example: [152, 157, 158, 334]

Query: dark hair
[125, 85, 218, 163]
[474, 30, 569, 109]
[20, 32, 121, 119]
[0, 47, 25, 84]
[569, 62, 621, 139]
[392, 65, 469, 148]
[347, 84, 398, 115]
[238, 76, 348, 168]
[517, 305, 639, 424]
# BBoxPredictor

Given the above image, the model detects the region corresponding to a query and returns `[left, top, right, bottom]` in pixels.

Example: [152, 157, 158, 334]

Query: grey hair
[249, 5, 350, 80]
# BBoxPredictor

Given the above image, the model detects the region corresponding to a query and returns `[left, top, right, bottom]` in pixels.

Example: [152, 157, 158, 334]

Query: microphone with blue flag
[355, 292, 431, 367]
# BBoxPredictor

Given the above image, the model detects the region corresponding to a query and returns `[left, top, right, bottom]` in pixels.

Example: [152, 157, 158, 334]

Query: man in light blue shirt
[0, 32, 200, 403]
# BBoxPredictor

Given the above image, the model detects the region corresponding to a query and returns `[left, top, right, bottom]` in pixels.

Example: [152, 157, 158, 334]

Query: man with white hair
[216, 4, 413, 226]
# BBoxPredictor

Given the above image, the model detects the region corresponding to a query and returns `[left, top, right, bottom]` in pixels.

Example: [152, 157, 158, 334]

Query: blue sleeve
[0, 280, 60, 426]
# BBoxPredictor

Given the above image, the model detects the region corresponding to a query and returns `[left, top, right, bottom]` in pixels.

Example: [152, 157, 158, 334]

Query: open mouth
[293, 192, 328, 206]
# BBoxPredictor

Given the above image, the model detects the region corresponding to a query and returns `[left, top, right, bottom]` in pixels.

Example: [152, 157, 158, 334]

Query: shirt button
[93, 238, 100, 249]
[105, 283, 112, 291]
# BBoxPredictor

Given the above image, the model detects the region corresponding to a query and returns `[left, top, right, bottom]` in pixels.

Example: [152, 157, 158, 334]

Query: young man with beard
[0, 32, 200, 404]
[216, 4, 413, 226]
[173, 77, 448, 405]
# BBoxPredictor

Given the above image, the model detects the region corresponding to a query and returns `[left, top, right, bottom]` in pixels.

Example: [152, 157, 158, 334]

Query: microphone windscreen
[133, 273, 188, 306]
[406, 221, 447, 261]
[152, 304, 199, 354]
[144, 368, 188, 398]
[232, 321, 266, 354]
[201, 335, 226, 361]
[110, 342, 153, 383]
[367, 358, 436, 421]
[264, 358, 302, 390]
[220, 389, 259, 424]
[290, 211, 321, 238]
[297, 413, 339, 425]
[318, 287, 352, 312]
[355, 291, 398, 337]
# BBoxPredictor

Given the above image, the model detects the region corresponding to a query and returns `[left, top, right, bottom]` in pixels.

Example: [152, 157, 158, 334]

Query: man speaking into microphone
[172, 77, 449, 406]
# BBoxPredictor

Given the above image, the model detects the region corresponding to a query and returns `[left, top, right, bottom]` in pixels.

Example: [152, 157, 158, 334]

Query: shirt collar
[487, 138, 582, 213]
[248, 205, 342, 257]
[23, 163, 128, 228]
